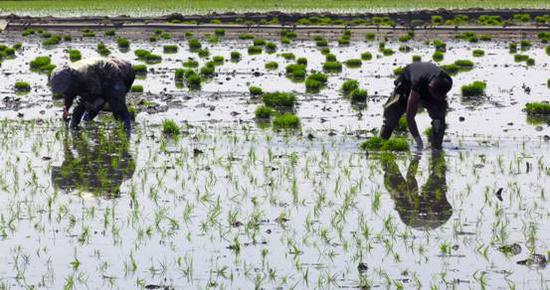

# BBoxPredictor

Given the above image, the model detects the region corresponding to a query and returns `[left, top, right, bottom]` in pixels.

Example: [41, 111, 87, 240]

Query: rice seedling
[393, 66, 405, 75]
[360, 137, 409, 151]
[514, 54, 529, 62]
[412, 55, 422, 62]
[454, 59, 474, 71]
[249, 86, 263, 96]
[182, 58, 199, 68]
[254, 105, 276, 119]
[253, 38, 266, 46]
[82, 29, 96, 37]
[262, 92, 296, 108]
[526, 58, 535, 66]
[130, 85, 144, 93]
[162, 119, 180, 135]
[432, 51, 444, 62]
[323, 61, 342, 73]
[238, 33, 255, 40]
[344, 59, 362, 68]
[188, 38, 201, 51]
[473, 49, 485, 57]
[214, 28, 225, 36]
[381, 48, 394, 56]
[104, 29, 116, 36]
[97, 42, 111, 56]
[365, 32, 376, 41]
[524, 102, 550, 114]
[117, 37, 130, 49]
[67, 49, 81, 62]
[281, 52, 295, 60]
[266, 42, 277, 53]
[30, 56, 56, 74]
[361, 52, 372, 61]
[230, 51, 241, 62]
[132, 64, 147, 76]
[273, 114, 300, 129]
[350, 89, 368, 103]
[341, 79, 359, 96]
[285, 64, 306, 80]
[265, 61, 278, 70]
[248, 46, 263, 55]
[305, 72, 328, 93]
[520, 40, 532, 50]
[42, 35, 62, 46]
[461, 81, 487, 97]
[163, 44, 178, 53]
[14, 81, 31, 93]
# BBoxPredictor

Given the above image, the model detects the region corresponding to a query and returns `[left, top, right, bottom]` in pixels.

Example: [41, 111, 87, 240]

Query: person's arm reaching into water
[406, 90, 423, 149]
[63, 94, 75, 120]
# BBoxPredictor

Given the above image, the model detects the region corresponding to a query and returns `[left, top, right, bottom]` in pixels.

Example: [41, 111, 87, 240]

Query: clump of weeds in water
[132, 64, 147, 78]
[412, 55, 422, 62]
[230, 51, 241, 62]
[68, 49, 81, 62]
[262, 92, 296, 109]
[273, 113, 300, 130]
[163, 44, 178, 54]
[134, 49, 161, 64]
[254, 105, 276, 119]
[265, 61, 278, 70]
[162, 119, 180, 135]
[117, 37, 130, 50]
[345, 58, 362, 68]
[130, 85, 143, 93]
[361, 52, 373, 60]
[175, 68, 202, 89]
[248, 46, 263, 55]
[524, 102, 550, 115]
[473, 49, 485, 57]
[14, 81, 31, 93]
[360, 136, 410, 151]
[182, 58, 199, 68]
[350, 89, 368, 103]
[341, 79, 359, 96]
[97, 42, 111, 56]
[432, 50, 444, 62]
[323, 61, 342, 73]
[305, 72, 328, 93]
[461, 81, 487, 97]
[285, 63, 306, 81]
[244, 85, 264, 99]
[30, 56, 56, 74]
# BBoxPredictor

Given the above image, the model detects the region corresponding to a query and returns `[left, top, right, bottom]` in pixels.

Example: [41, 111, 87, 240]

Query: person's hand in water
[414, 135, 424, 150]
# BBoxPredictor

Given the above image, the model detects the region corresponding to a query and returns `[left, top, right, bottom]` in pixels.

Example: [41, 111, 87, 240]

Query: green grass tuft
[360, 136, 409, 151]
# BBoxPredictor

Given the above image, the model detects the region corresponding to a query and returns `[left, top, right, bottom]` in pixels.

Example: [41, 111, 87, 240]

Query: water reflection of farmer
[51, 128, 135, 198]
[381, 151, 452, 230]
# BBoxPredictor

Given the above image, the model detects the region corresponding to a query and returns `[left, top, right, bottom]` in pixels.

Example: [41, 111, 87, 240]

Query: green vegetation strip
[1, 1, 548, 16]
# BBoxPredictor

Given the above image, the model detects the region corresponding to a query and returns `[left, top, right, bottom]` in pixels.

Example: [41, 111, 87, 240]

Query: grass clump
[285, 64, 306, 80]
[132, 64, 147, 76]
[365, 32, 376, 41]
[253, 38, 266, 46]
[42, 35, 62, 46]
[117, 37, 130, 49]
[182, 59, 199, 68]
[262, 92, 296, 108]
[188, 38, 201, 51]
[440, 64, 460, 75]
[381, 48, 394, 56]
[461, 81, 487, 97]
[281, 52, 295, 60]
[162, 119, 180, 135]
[514, 54, 529, 62]
[323, 61, 342, 73]
[145, 53, 162, 64]
[454, 59, 474, 71]
[412, 55, 422, 62]
[230, 51, 241, 62]
[305, 72, 328, 93]
[296, 57, 308, 66]
[432, 51, 444, 62]
[351, 89, 368, 103]
[361, 52, 372, 61]
[360, 137, 409, 151]
[248, 46, 263, 55]
[273, 114, 300, 129]
[341, 79, 359, 96]
[130, 85, 143, 92]
[473, 49, 485, 57]
[163, 45, 178, 53]
[14, 81, 31, 92]
[254, 105, 276, 119]
[97, 42, 111, 56]
[239, 33, 255, 40]
[525, 102, 550, 115]
[393, 66, 405, 75]
[345, 59, 362, 68]
[265, 61, 279, 70]
[214, 29, 225, 36]
[266, 42, 277, 53]
[249, 86, 263, 96]
[68, 49, 81, 62]
[30, 56, 55, 74]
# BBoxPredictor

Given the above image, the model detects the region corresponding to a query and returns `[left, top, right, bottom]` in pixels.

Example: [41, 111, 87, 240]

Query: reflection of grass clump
[461, 81, 487, 97]
[162, 119, 180, 135]
[262, 92, 296, 108]
[525, 102, 550, 114]
[360, 137, 409, 151]
[273, 114, 300, 129]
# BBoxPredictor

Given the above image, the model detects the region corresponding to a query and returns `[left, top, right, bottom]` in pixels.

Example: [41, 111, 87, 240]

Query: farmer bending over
[380, 62, 453, 149]
[50, 57, 135, 132]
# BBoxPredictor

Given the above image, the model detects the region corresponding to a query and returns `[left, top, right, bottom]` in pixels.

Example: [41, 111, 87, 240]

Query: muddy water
[0, 33, 549, 289]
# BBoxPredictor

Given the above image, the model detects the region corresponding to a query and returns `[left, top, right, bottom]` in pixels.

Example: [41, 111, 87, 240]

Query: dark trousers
[380, 82, 447, 149]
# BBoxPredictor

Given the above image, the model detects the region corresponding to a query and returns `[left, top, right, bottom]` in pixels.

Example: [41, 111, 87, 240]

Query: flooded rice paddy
[0, 30, 549, 289]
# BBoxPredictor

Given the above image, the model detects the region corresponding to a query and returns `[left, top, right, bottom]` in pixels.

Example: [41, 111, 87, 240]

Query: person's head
[428, 73, 453, 100]
[50, 66, 77, 119]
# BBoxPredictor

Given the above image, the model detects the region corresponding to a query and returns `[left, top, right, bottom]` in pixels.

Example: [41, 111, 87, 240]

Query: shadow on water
[51, 127, 135, 198]
[379, 150, 452, 230]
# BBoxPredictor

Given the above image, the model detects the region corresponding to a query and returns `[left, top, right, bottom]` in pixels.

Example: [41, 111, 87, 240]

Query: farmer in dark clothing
[50, 57, 135, 132]
[380, 62, 453, 149]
